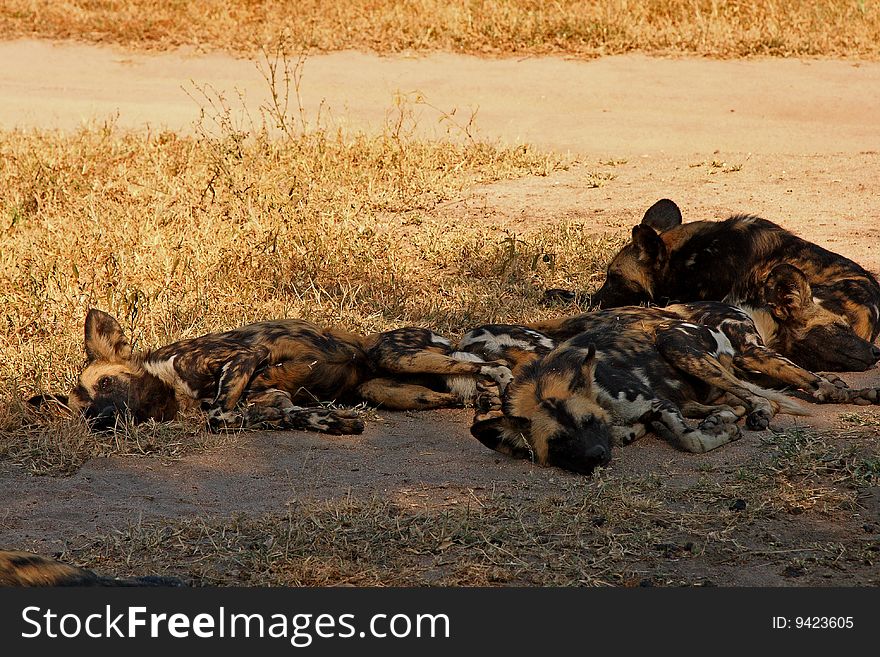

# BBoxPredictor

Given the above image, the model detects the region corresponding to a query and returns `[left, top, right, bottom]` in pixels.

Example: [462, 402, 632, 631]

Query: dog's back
[565, 200, 880, 344]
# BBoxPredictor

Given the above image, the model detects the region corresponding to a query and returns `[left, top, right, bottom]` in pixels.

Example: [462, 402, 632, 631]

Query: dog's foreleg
[380, 351, 513, 391]
[645, 399, 741, 453]
[679, 399, 747, 419]
[205, 347, 270, 431]
[735, 343, 880, 405]
[367, 329, 514, 392]
[735, 344, 843, 399]
[244, 389, 364, 435]
[655, 327, 808, 430]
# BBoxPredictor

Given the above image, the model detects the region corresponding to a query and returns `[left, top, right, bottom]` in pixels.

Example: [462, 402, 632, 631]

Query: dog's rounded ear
[641, 199, 682, 233]
[581, 343, 597, 377]
[84, 309, 132, 363]
[566, 344, 598, 392]
[470, 414, 533, 460]
[631, 224, 667, 265]
[764, 264, 813, 321]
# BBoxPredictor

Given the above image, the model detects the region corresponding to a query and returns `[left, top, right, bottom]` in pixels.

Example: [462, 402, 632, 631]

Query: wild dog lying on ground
[0, 550, 183, 586]
[461, 303, 880, 474]
[544, 199, 880, 371]
[45, 309, 513, 434]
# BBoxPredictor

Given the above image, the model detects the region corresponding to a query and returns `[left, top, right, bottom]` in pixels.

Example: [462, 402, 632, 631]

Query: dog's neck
[141, 353, 202, 404]
[130, 368, 181, 422]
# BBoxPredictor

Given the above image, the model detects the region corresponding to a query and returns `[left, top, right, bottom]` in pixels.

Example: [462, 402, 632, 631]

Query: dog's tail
[741, 381, 811, 416]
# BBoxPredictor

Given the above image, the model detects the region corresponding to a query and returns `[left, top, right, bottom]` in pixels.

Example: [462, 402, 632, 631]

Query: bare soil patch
[3, 41, 879, 155]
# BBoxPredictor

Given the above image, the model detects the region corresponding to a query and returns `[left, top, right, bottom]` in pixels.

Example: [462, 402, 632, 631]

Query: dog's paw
[206, 407, 244, 432]
[479, 363, 514, 392]
[812, 380, 852, 403]
[680, 417, 741, 453]
[697, 413, 742, 442]
[473, 408, 505, 424]
[611, 425, 638, 446]
[475, 380, 503, 412]
[846, 387, 880, 406]
[744, 409, 771, 431]
[286, 408, 365, 435]
[699, 410, 742, 440]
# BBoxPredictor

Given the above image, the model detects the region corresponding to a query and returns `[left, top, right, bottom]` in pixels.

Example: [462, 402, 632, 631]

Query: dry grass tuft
[1, 1, 878, 59]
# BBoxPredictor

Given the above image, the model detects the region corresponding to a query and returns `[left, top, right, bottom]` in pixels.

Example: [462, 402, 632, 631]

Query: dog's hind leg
[365, 329, 514, 404]
[645, 399, 741, 453]
[655, 325, 806, 430]
[734, 343, 880, 405]
[356, 378, 464, 410]
[367, 329, 513, 387]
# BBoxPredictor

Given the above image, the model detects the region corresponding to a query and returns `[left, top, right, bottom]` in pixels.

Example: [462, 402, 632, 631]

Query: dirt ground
[1, 39, 878, 585]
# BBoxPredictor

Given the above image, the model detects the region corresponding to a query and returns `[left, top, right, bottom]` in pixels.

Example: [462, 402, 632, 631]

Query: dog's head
[591, 199, 682, 308]
[470, 344, 612, 475]
[761, 264, 880, 371]
[68, 310, 175, 430]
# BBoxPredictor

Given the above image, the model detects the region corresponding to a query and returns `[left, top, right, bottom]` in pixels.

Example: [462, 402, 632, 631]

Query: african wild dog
[54, 309, 513, 434]
[461, 301, 880, 474]
[462, 312, 809, 474]
[544, 199, 880, 371]
[0, 550, 183, 587]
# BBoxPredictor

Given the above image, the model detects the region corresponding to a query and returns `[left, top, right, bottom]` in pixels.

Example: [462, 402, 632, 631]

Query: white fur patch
[451, 351, 484, 363]
[445, 351, 486, 401]
[600, 389, 651, 424]
[459, 329, 554, 354]
[709, 328, 734, 357]
[430, 333, 452, 347]
[143, 356, 199, 400]
[633, 368, 651, 388]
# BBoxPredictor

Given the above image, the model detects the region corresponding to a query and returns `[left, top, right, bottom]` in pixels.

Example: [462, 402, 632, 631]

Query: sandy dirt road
[2, 39, 879, 155]
[2, 39, 879, 585]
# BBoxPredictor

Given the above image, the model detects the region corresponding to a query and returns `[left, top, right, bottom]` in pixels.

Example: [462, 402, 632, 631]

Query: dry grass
[2, 0, 879, 59]
[61, 429, 879, 586]
[0, 91, 622, 473]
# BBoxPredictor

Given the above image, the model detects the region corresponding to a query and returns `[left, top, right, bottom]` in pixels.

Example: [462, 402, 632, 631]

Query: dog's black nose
[85, 406, 118, 432]
[585, 444, 611, 465]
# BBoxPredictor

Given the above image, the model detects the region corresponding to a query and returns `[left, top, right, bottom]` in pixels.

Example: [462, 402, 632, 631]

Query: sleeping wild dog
[462, 303, 880, 474]
[544, 199, 880, 371]
[48, 309, 513, 434]
[0, 550, 183, 587]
